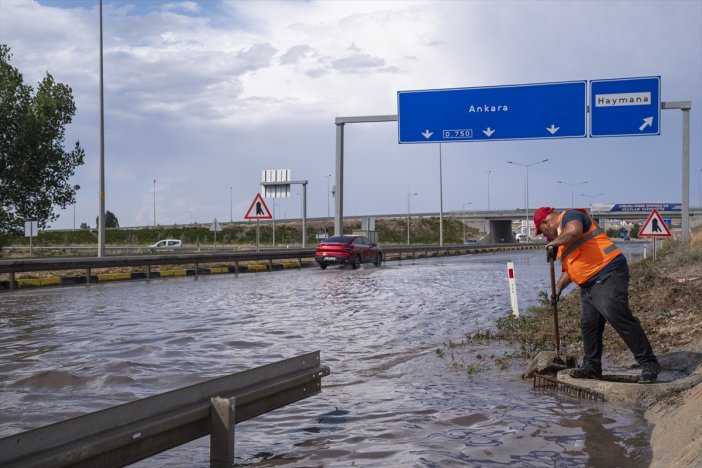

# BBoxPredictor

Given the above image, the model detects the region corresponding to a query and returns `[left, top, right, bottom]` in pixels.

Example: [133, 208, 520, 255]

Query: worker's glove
[545, 243, 558, 262]
[550, 288, 562, 306]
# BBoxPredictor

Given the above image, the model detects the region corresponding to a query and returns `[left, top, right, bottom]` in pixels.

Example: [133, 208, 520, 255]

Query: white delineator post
[507, 261, 519, 317]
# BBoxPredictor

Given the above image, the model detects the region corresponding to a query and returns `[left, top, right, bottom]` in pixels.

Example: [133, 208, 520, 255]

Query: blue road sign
[397, 81, 587, 143]
[590, 76, 660, 137]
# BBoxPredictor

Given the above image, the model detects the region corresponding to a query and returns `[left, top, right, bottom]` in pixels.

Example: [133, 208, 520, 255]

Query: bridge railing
[0, 351, 330, 468]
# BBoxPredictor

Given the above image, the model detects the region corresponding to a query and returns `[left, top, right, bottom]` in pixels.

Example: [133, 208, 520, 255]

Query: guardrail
[0, 243, 542, 291]
[0, 351, 330, 468]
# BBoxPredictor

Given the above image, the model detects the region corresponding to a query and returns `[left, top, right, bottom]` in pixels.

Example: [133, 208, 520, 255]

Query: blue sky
[1, 0, 701, 229]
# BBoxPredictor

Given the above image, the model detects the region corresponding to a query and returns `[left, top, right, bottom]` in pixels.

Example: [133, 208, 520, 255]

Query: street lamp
[229, 186, 233, 223]
[485, 170, 492, 211]
[558, 180, 588, 208]
[153, 179, 156, 226]
[407, 188, 418, 245]
[462, 202, 472, 243]
[507, 158, 549, 240]
[271, 200, 276, 247]
[580, 192, 605, 209]
[325, 174, 332, 218]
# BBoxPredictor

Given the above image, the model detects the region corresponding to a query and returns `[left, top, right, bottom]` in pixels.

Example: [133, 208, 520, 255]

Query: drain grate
[533, 374, 605, 401]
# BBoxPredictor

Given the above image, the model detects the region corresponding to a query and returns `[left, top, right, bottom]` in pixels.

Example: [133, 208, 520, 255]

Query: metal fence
[0, 351, 330, 467]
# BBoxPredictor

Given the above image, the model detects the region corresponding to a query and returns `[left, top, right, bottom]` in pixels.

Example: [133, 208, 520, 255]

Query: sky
[1, 0, 701, 230]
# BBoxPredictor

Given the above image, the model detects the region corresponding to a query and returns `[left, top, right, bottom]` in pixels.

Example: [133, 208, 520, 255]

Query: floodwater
[0, 244, 652, 466]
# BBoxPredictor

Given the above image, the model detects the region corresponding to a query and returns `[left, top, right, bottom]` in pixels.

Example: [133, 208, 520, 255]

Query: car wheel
[351, 254, 361, 269]
[319, 263, 328, 270]
[374, 253, 383, 267]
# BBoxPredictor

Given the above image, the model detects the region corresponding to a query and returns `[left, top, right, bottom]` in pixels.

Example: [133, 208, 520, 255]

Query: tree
[0, 44, 85, 233]
[630, 223, 641, 239]
[96, 210, 119, 229]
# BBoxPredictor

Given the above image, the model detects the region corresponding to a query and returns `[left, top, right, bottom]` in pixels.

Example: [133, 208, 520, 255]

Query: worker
[533, 207, 660, 383]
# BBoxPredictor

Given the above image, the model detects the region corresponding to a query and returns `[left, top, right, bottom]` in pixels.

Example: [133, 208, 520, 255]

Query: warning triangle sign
[638, 208, 672, 237]
[244, 193, 273, 220]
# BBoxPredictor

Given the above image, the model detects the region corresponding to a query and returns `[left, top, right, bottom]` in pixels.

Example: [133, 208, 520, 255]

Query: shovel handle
[549, 257, 561, 354]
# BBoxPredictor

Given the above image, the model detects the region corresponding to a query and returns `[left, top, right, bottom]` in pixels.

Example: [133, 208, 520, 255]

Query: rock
[522, 351, 577, 379]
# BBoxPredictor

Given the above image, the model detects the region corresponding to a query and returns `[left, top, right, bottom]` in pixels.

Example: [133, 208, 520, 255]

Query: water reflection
[0, 244, 651, 466]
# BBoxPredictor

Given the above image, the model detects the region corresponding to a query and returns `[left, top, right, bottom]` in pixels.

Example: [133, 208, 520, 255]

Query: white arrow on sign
[639, 116, 653, 131]
[421, 129, 433, 139]
[546, 124, 560, 135]
[482, 127, 495, 137]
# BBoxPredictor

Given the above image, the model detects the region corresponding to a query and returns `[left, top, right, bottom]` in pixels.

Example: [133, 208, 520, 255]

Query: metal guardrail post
[210, 397, 236, 467]
[0, 351, 329, 468]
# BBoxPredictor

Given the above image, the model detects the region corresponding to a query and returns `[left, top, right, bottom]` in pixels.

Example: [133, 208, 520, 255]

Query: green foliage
[0, 45, 84, 234]
[376, 217, 472, 244]
[96, 210, 119, 228]
[629, 223, 641, 238]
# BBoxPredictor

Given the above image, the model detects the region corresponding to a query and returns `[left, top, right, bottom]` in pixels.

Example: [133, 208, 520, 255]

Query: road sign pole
[439, 144, 443, 247]
[334, 122, 344, 236]
[302, 182, 307, 248]
[256, 219, 260, 253]
[682, 105, 690, 242]
[662, 101, 692, 242]
[334, 115, 397, 236]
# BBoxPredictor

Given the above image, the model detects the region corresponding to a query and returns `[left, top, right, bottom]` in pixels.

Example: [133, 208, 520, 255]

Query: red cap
[533, 207, 554, 236]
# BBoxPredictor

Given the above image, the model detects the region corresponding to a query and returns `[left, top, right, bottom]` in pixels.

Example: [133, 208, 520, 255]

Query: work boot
[637, 360, 661, 383]
[568, 364, 602, 379]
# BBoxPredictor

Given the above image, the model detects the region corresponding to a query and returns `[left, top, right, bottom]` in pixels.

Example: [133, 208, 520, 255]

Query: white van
[148, 239, 183, 250]
[515, 233, 528, 243]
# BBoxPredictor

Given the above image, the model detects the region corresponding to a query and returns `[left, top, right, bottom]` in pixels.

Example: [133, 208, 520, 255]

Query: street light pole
[407, 188, 418, 245]
[580, 192, 604, 209]
[229, 186, 232, 223]
[507, 158, 549, 241]
[325, 174, 332, 218]
[462, 202, 472, 243]
[485, 170, 492, 211]
[272, 200, 276, 247]
[558, 180, 588, 207]
[97, 0, 106, 257]
[153, 179, 156, 226]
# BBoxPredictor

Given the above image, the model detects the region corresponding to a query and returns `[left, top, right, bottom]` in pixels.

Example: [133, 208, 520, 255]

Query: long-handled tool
[548, 256, 561, 355]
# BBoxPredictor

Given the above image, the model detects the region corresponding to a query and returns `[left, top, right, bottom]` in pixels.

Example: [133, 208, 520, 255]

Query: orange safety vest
[556, 210, 621, 286]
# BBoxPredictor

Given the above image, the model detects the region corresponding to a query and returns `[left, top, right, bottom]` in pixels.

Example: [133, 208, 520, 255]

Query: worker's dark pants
[580, 265, 657, 370]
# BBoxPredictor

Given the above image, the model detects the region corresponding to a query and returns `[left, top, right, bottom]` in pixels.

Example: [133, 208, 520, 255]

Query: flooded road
[0, 244, 651, 466]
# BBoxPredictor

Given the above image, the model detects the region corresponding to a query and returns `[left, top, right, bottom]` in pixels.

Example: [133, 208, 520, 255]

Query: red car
[315, 235, 383, 269]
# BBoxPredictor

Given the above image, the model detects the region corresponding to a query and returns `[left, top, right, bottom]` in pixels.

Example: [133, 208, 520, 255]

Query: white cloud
[1, 0, 700, 229]
[162, 1, 200, 14]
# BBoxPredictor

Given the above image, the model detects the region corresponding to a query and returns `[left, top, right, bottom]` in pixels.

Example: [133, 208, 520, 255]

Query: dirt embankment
[569, 236, 702, 468]
[626, 236, 702, 468]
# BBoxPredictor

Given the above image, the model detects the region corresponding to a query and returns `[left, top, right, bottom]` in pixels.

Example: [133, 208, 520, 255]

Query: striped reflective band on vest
[560, 227, 610, 263]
